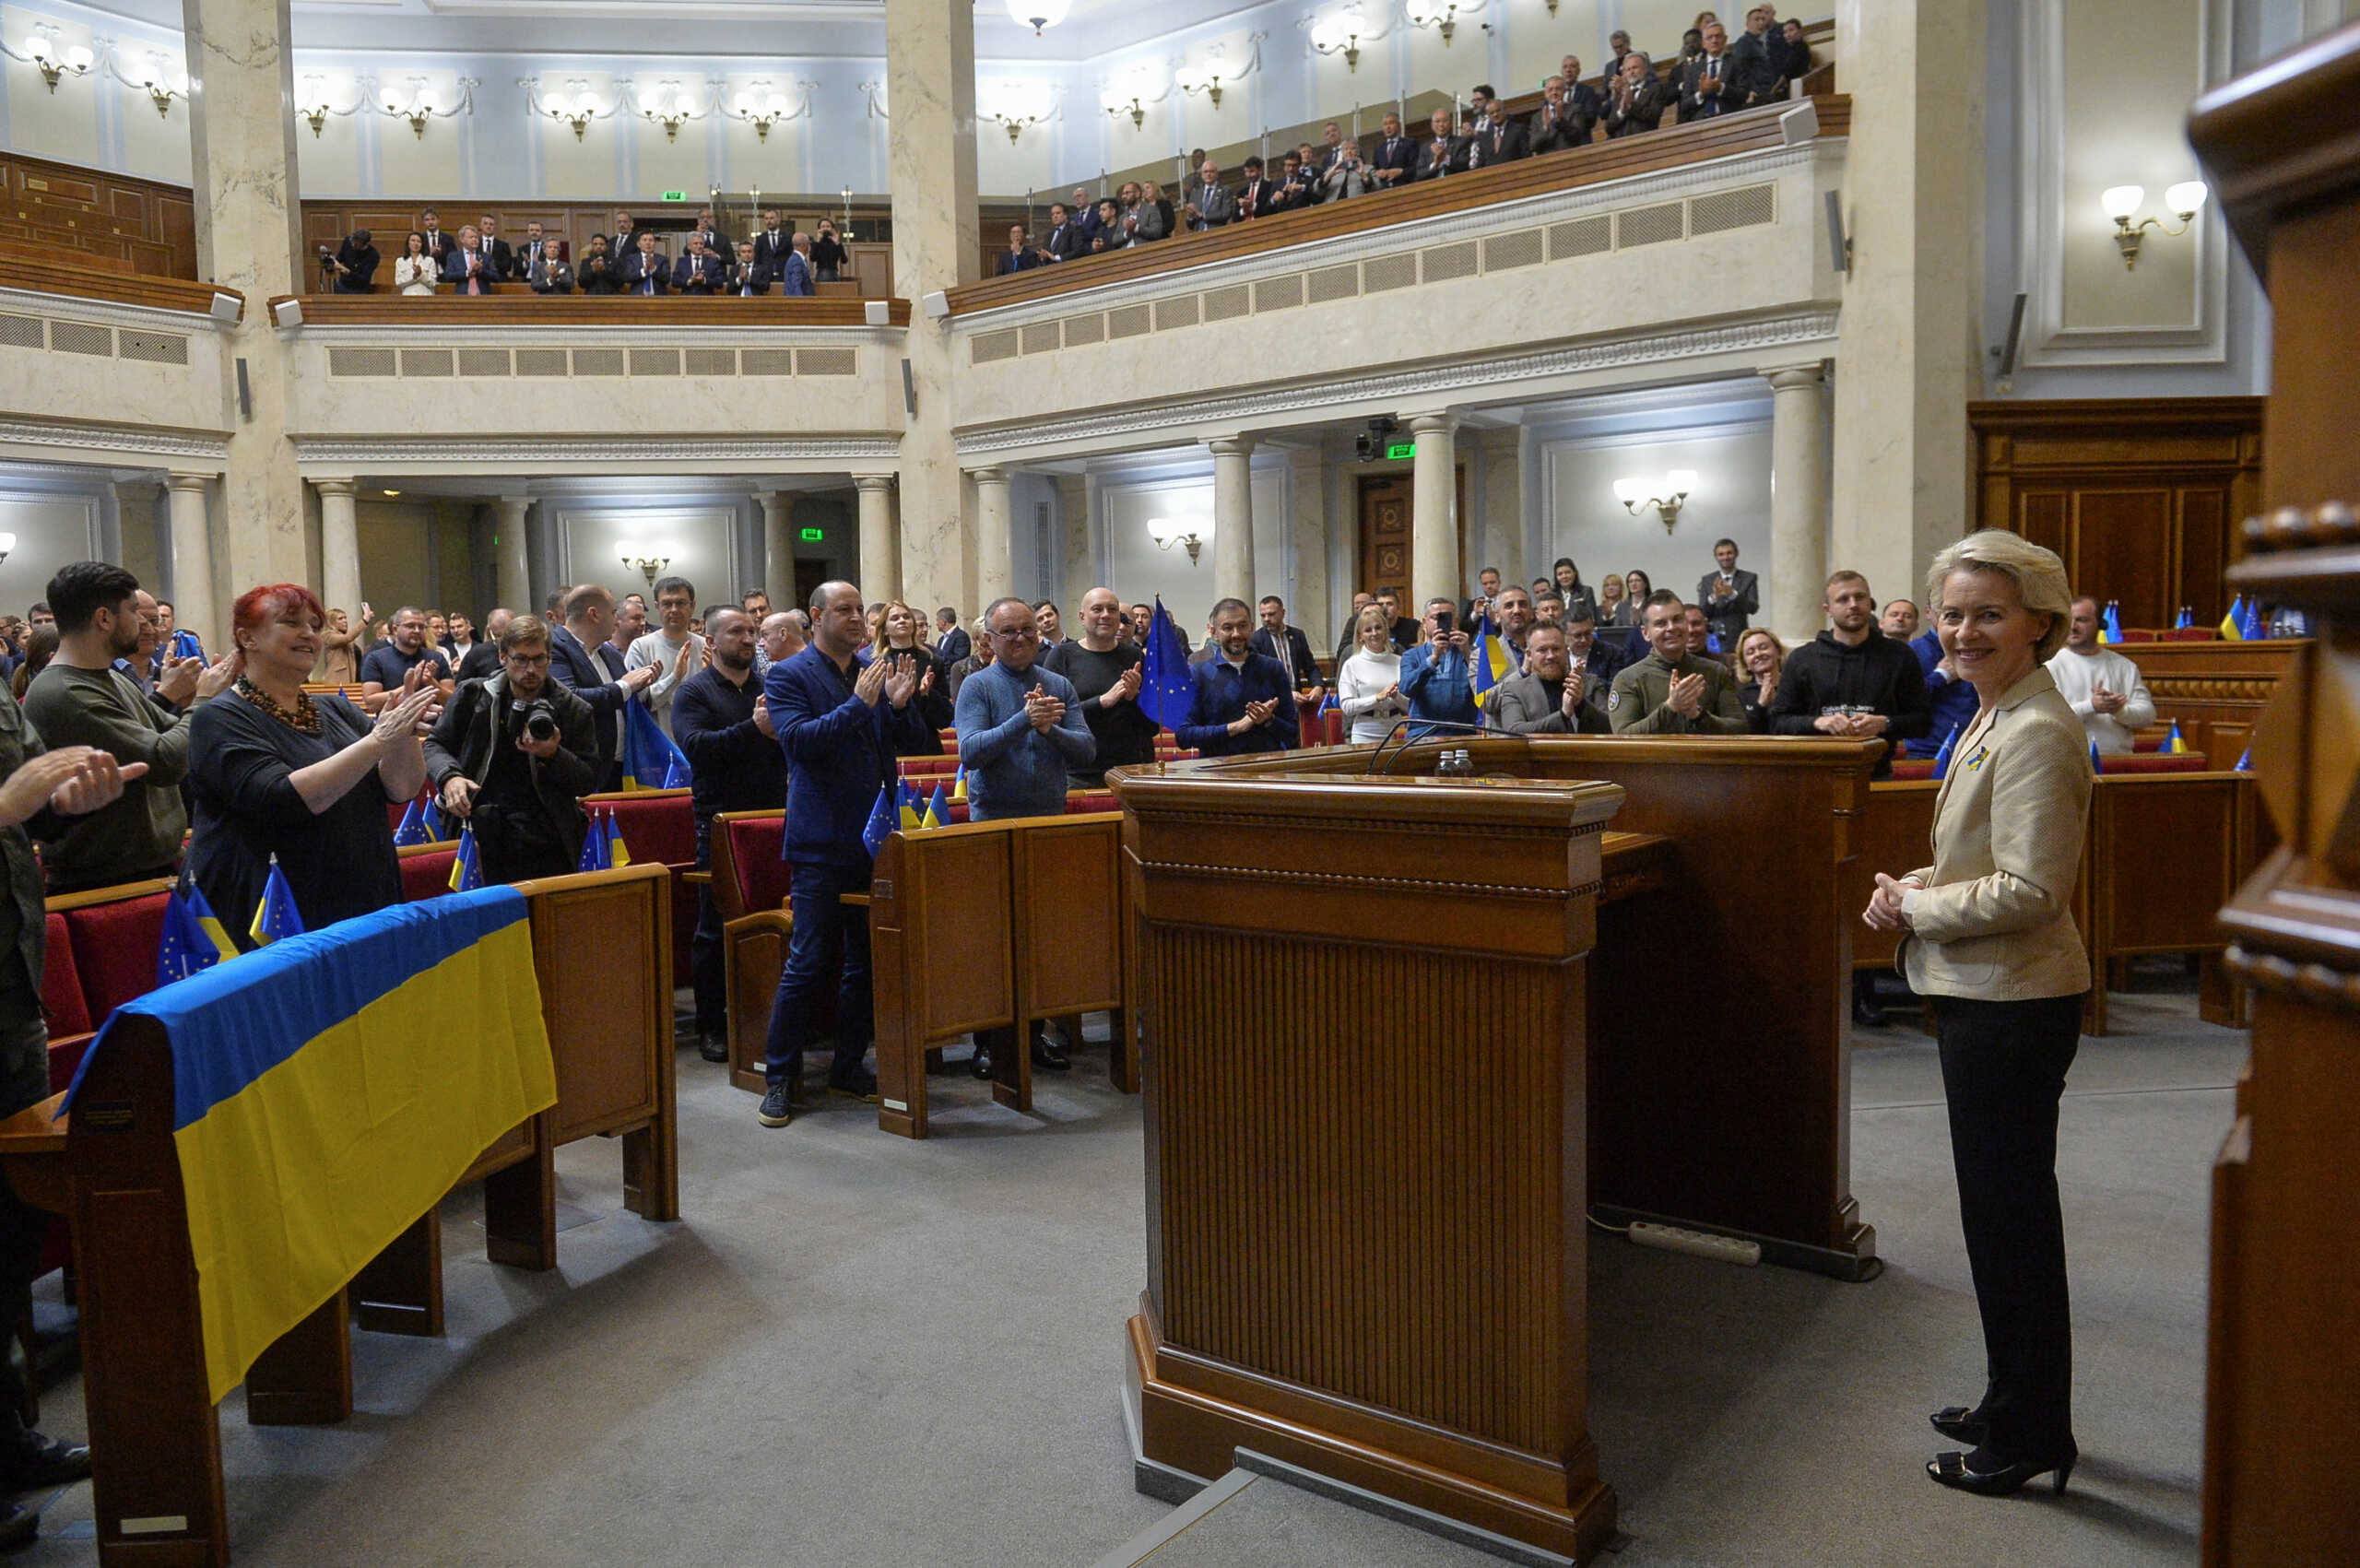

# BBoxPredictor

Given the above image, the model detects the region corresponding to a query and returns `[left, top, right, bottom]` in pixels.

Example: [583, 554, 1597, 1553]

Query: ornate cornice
[289, 432, 902, 464]
[0, 287, 228, 336]
[0, 415, 228, 462]
[293, 324, 889, 350]
[956, 309, 1839, 457]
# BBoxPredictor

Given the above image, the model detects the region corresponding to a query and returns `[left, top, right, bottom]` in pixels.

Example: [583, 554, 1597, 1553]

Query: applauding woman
[185, 584, 440, 948]
[1862, 531, 2089, 1500]
[1336, 605, 1409, 744]
[1735, 628, 1785, 734]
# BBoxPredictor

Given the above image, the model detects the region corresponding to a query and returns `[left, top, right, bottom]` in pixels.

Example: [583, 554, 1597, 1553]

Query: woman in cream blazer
[1863, 529, 2091, 1501]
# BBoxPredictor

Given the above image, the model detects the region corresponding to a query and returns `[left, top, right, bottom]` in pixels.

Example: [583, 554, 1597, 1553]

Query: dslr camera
[511, 698, 559, 745]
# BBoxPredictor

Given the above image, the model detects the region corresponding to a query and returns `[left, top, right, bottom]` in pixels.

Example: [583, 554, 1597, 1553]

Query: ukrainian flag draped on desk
[65, 888, 555, 1405]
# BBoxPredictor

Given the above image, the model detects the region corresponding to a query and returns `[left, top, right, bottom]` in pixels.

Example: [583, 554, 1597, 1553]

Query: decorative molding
[0, 415, 228, 462]
[0, 287, 230, 336]
[956, 309, 1839, 457]
[1139, 860, 1603, 901]
[291, 324, 885, 349]
[2225, 943, 2360, 1009]
[288, 433, 901, 464]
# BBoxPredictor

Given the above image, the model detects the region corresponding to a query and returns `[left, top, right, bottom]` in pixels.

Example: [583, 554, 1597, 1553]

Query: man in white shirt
[625, 574, 707, 737]
[2047, 595, 2156, 753]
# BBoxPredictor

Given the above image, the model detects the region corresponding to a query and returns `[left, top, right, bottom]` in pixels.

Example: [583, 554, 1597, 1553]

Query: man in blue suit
[1177, 597, 1298, 758]
[548, 584, 657, 791]
[1368, 112, 1420, 189]
[776, 233, 817, 297]
[442, 226, 498, 294]
[756, 580, 935, 1126]
[673, 232, 726, 294]
[620, 230, 670, 295]
[1039, 203, 1085, 261]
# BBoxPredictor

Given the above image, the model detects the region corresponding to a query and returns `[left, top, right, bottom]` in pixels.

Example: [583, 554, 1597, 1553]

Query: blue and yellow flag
[2220, 595, 2247, 641]
[2090, 737, 2105, 775]
[861, 782, 896, 858]
[923, 783, 947, 830]
[449, 824, 484, 891]
[422, 797, 448, 842]
[393, 796, 432, 847]
[1930, 723, 1963, 781]
[2234, 744, 2251, 772]
[1469, 627, 1514, 708]
[621, 700, 692, 790]
[1138, 599, 1196, 731]
[2098, 601, 2123, 645]
[2164, 719, 2189, 755]
[68, 888, 556, 1403]
[897, 778, 924, 830]
[605, 807, 631, 867]
[248, 857, 306, 948]
[158, 878, 236, 985]
[950, 761, 966, 802]
[2175, 606, 2195, 630]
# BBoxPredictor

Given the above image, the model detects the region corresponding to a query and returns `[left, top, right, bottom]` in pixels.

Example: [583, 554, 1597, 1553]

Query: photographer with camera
[321, 228, 379, 293]
[423, 614, 600, 884]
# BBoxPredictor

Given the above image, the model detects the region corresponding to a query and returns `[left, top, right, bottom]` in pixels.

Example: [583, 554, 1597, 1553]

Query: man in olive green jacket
[1607, 591, 1748, 735]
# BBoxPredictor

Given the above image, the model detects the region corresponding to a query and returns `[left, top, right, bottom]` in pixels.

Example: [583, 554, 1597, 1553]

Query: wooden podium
[1118, 766, 1627, 1562]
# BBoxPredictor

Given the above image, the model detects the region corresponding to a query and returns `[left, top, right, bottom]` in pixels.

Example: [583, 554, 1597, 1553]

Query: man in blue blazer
[1178, 597, 1298, 757]
[548, 585, 658, 791]
[756, 581, 935, 1124]
[1039, 203, 1085, 262]
[442, 227, 499, 294]
[673, 233, 726, 294]
[620, 231, 670, 295]
[776, 234, 817, 297]
[1368, 112, 1420, 189]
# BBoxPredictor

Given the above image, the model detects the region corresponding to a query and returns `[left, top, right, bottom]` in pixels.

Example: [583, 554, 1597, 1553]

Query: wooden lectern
[1119, 766, 1626, 1562]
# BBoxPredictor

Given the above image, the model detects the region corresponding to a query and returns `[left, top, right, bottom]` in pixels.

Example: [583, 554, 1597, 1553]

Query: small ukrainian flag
[1930, 723, 1963, 781]
[923, 784, 947, 830]
[249, 855, 307, 947]
[898, 778, 924, 830]
[605, 807, 631, 868]
[1469, 626, 1513, 709]
[2089, 737, 2105, 775]
[2163, 719, 2189, 755]
[950, 762, 966, 802]
[2219, 596, 2247, 641]
[449, 825, 485, 892]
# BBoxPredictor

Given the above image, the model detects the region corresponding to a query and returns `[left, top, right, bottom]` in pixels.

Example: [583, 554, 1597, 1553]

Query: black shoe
[1930, 1406, 1989, 1444]
[697, 1032, 730, 1064]
[0, 1500, 34, 1550]
[969, 1040, 995, 1079]
[830, 1067, 879, 1102]
[1926, 1444, 2076, 1497]
[1031, 1033, 1071, 1072]
[1852, 995, 1887, 1028]
[0, 1432, 88, 1491]
[756, 1082, 796, 1127]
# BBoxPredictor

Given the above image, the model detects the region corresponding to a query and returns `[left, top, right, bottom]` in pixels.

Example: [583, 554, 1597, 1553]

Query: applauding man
[1178, 597, 1298, 757]
[1044, 588, 1159, 785]
[1767, 571, 1932, 775]
[1609, 591, 1748, 733]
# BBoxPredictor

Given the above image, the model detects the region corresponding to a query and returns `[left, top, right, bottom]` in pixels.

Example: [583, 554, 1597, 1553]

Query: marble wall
[1541, 424, 1775, 627]
[1096, 459, 1289, 639]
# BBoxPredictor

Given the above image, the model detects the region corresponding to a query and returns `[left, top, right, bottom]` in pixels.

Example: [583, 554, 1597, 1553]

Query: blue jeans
[761, 861, 873, 1086]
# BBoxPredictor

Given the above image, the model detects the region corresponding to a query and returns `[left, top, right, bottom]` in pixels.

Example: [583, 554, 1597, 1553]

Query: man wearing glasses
[422, 613, 602, 884]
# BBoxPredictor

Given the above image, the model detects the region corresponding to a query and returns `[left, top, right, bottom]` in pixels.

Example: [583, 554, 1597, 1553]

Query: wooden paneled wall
[1971, 397, 2264, 629]
[1, 150, 198, 279]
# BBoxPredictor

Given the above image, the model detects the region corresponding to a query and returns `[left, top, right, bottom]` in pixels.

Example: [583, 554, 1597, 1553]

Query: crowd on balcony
[323, 205, 855, 296]
[999, 4, 1817, 271]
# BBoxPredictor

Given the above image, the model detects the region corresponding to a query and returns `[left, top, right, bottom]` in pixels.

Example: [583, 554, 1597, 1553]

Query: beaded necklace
[235, 675, 321, 736]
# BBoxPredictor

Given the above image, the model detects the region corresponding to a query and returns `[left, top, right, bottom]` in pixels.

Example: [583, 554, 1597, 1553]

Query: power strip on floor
[1627, 1221, 1763, 1267]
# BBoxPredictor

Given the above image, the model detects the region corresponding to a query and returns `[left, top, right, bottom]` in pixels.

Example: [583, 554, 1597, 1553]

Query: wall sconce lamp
[2098, 182, 2209, 270]
[991, 107, 1048, 143]
[643, 88, 701, 141]
[382, 85, 441, 138]
[1174, 65, 1226, 109]
[0, 532, 15, 566]
[18, 34, 93, 91]
[1405, 0, 1460, 47]
[300, 88, 336, 136]
[541, 88, 607, 140]
[1147, 516, 1208, 567]
[1103, 91, 1146, 130]
[1309, 18, 1363, 72]
[617, 544, 673, 584]
[729, 88, 794, 141]
[136, 62, 183, 118]
[1613, 471, 1695, 534]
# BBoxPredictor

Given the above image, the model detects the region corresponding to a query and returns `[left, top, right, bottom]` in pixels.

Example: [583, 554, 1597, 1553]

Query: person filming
[422, 615, 601, 884]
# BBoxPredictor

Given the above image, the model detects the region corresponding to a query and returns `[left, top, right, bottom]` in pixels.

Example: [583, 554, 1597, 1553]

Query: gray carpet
[13, 983, 2236, 1567]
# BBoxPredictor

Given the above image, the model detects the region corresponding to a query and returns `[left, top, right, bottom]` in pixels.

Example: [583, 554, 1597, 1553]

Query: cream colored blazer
[1900, 665, 2093, 1001]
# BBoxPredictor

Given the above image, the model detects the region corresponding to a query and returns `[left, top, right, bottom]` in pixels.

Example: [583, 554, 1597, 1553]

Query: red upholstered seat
[2116, 629, 2158, 643]
[724, 814, 792, 914]
[1066, 792, 1119, 813]
[1890, 759, 1935, 781]
[897, 756, 962, 779]
[2100, 751, 2211, 774]
[589, 790, 698, 984]
[38, 913, 90, 1039]
[398, 846, 459, 902]
[2161, 629, 2213, 642]
[63, 891, 171, 1024]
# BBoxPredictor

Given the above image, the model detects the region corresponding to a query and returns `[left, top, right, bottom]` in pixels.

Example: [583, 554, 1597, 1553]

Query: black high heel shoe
[1929, 1406, 1988, 1444]
[1925, 1446, 2077, 1497]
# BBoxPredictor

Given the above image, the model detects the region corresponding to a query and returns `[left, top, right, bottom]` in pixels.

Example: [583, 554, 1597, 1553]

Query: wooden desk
[2117, 637, 2300, 765]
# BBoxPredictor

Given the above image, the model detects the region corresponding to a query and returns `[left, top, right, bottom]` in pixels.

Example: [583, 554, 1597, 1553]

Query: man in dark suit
[577, 233, 621, 294]
[611, 211, 638, 253]
[1731, 5, 1787, 108]
[674, 232, 726, 294]
[1677, 22, 1747, 121]
[1071, 186, 1104, 248]
[1528, 79, 1585, 155]
[1417, 108, 1468, 180]
[620, 230, 670, 295]
[1250, 595, 1327, 713]
[1559, 54, 1606, 142]
[934, 607, 970, 666]
[475, 216, 514, 282]
[513, 221, 561, 282]
[1377, 593, 1421, 653]
[751, 209, 792, 276]
[725, 242, 771, 296]
[776, 234, 817, 296]
[1186, 166, 1236, 228]
[1604, 51, 1674, 136]
[690, 207, 730, 260]
[326, 229, 379, 291]
[442, 227, 498, 294]
[1177, 598, 1298, 757]
[1040, 202, 1086, 260]
[997, 224, 1042, 276]
[419, 209, 454, 265]
[1471, 109, 1530, 169]
[548, 587, 658, 791]
[1369, 112, 1419, 188]
[1233, 157, 1276, 220]
[1696, 538, 1761, 646]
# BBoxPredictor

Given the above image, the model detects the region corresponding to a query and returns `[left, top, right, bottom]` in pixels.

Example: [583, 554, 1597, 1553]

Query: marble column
[1281, 446, 1328, 645]
[313, 477, 361, 629]
[1829, 0, 1983, 604]
[1766, 363, 1831, 645]
[1209, 436, 1256, 609]
[165, 472, 218, 657]
[111, 478, 164, 597]
[855, 475, 901, 603]
[183, 0, 307, 591]
[971, 467, 1013, 612]
[1055, 472, 1094, 617]
[758, 490, 794, 601]
[493, 496, 532, 613]
[1409, 411, 1462, 616]
[1473, 428, 1524, 589]
[886, 0, 980, 614]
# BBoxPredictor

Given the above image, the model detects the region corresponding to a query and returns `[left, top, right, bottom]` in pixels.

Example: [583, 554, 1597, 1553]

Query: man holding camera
[423, 615, 600, 884]
[323, 229, 379, 292]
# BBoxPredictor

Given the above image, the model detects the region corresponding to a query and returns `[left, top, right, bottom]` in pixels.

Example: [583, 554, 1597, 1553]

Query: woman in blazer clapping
[1863, 529, 2091, 1501]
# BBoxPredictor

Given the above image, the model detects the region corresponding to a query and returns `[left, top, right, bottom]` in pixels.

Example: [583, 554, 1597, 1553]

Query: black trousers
[690, 816, 725, 1039]
[0, 965, 55, 1432]
[1936, 991, 2083, 1456]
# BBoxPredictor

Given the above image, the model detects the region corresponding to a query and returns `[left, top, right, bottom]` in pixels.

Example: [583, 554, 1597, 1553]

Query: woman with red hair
[183, 584, 440, 947]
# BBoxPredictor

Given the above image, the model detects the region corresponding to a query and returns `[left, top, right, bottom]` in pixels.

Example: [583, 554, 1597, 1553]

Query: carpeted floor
[13, 981, 2236, 1567]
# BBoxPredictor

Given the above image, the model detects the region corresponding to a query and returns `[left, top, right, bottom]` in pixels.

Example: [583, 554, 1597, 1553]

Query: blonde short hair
[1925, 529, 2072, 662]
[1355, 604, 1390, 636]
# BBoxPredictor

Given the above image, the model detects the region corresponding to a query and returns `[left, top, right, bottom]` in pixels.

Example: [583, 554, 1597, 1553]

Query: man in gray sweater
[953, 597, 1094, 824]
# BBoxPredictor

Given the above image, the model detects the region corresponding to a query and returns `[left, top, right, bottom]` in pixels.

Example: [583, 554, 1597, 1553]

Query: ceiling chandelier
[1005, 0, 1072, 38]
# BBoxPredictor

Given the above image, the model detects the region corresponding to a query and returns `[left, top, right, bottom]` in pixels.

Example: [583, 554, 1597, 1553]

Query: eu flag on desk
[1929, 723, 1962, 781]
[393, 795, 433, 847]
[157, 875, 236, 984]
[576, 811, 610, 873]
[2240, 598, 2267, 641]
[860, 782, 896, 859]
[2234, 743, 2252, 772]
[448, 824, 484, 892]
[2219, 596, 2248, 641]
[621, 699, 691, 790]
[605, 807, 631, 867]
[2089, 737, 2105, 775]
[248, 856, 306, 947]
[2164, 719, 2189, 755]
[2175, 606, 2195, 631]
[1138, 598, 1195, 731]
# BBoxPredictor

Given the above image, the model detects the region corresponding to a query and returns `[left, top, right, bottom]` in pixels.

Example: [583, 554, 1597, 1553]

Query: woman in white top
[393, 231, 437, 296]
[1336, 605, 1409, 744]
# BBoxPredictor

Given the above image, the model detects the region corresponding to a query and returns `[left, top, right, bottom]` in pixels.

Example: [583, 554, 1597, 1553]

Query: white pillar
[1409, 411, 1461, 617]
[1209, 435, 1256, 610]
[1282, 445, 1328, 647]
[972, 467, 1012, 611]
[758, 489, 794, 601]
[855, 475, 901, 603]
[494, 495, 532, 614]
[313, 477, 361, 630]
[165, 471, 218, 656]
[1766, 363, 1830, 645]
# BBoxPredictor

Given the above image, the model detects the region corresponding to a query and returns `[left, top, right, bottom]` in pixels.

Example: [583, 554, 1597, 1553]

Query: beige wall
[2057, 0, 2207, 334]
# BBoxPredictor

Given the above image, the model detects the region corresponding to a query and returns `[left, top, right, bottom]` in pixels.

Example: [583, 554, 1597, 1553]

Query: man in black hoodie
[1766, 570, 1931, 779]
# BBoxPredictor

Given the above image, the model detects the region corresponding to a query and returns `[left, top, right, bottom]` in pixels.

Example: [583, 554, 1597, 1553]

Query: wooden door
[1354, 467, 1469, 617]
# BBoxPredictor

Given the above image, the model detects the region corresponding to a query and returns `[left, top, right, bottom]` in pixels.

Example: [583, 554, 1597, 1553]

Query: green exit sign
[799, 526, 825, 542]
[660, 190, 689, 203]
[1385, 441, 1417, 461]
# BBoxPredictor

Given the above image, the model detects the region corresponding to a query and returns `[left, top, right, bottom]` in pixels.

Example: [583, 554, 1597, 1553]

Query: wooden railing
[0, 253, 239, 319]
[267, 293, 912, 327]
[947, 96, 1847, 316]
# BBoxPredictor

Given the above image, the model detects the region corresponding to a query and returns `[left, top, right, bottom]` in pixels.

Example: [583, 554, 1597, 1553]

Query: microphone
[1365, 717, 1531, 775]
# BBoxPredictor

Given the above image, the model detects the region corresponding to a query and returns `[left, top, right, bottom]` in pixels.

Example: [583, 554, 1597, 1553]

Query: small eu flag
[576, 811, 609, 873]
[249, 855, 307, 947]
[449, 824, 484, 891]
[2175, 606, 2194, 631]
[1930, 723, 1962, 781]
[2089, 737, 2104, 775]
[1139, 599, 1196, 731]
[2234, 744, 2251, 772]
[393, 795, 432, 846]
[861, 782, 896, 858]
[158, 875, 236, 984]
[2239, 598, 2267, 641]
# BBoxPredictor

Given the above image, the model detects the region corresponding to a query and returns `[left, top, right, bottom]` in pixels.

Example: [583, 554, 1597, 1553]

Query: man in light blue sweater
[953, 596, 1095, 824]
